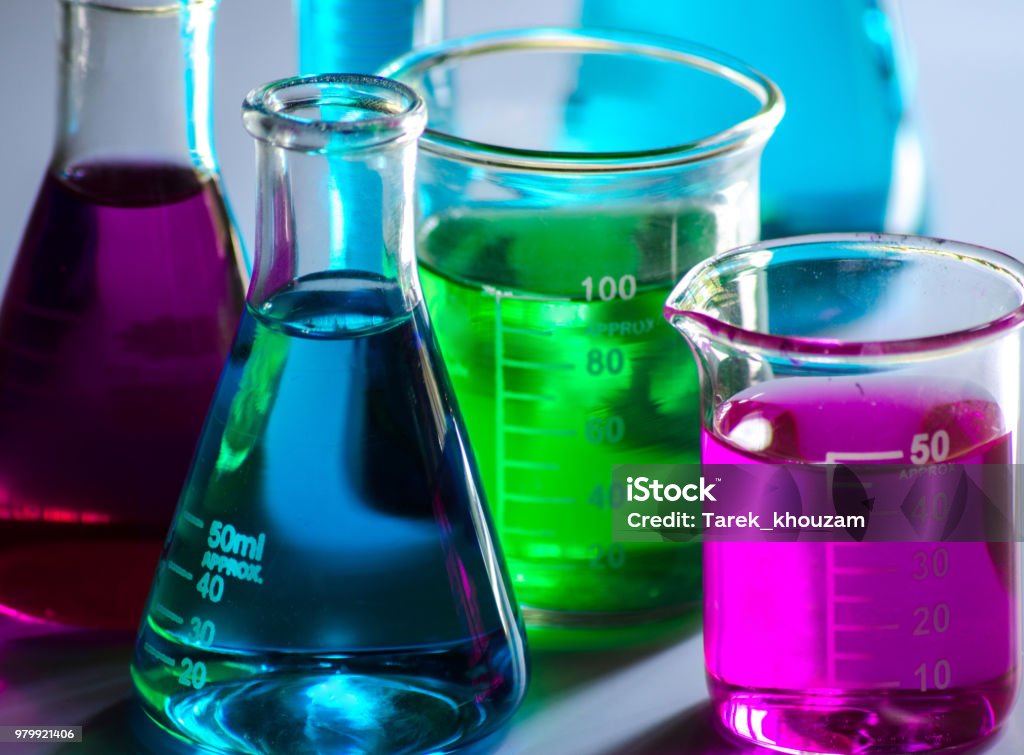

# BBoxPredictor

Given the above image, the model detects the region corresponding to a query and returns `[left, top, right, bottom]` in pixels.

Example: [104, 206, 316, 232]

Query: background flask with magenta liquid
[132, 75, 527, 754]
[667, 236, 1022, 753]
[0, 0, 244, 630]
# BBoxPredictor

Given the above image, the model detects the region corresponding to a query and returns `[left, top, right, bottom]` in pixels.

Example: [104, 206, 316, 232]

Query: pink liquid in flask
[703, 375, 1019, 754]
[0, 163, 244, 630]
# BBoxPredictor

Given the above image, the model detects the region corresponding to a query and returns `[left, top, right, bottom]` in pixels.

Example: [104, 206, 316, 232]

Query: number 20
[178, 658, 207, 689]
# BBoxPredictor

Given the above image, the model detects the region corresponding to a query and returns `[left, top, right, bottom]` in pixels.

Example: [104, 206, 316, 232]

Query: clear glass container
[383, 29, 783, 647]
[0, 0, 245, 632]
[580, 0, 928, 236]
[296, 0, 444, 75]
[132, 74, 528, 754]
[666, 234, 1022, 753]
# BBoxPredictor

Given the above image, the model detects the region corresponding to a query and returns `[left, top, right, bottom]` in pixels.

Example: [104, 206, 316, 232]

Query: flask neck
[245, 76, 426, 314]
[54, 0, 218, 174]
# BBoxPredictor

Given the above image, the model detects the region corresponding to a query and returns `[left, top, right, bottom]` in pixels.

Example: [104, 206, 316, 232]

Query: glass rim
[242, 74, 427, 154]
[666, 233, 1024, 361]
[60, 0, 215, 13]
[380, 27, 785, 172]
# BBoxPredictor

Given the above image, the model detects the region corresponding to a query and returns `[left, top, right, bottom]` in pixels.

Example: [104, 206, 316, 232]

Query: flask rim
[665, 233, 1024, 363]
[60, 0, 215, 14]
[243, 74, 427, 154]
[380, 27, 784, 173]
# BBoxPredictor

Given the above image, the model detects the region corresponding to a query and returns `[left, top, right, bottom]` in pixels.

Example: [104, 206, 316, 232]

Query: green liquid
[419, 207, 714, 643]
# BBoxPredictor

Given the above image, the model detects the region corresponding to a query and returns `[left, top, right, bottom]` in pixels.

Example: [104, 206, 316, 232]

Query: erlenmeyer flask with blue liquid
[132, 75, 527, 754]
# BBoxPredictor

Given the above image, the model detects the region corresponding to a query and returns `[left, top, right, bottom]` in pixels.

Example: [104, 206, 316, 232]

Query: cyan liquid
[580, 0, 927, 235]
[297, 0, 430, 75]
[703, 376, 1018, 754]
[133, 273, 526, 754]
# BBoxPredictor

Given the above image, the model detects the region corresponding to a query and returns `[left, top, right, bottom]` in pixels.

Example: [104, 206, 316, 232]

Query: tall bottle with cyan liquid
[580, 0, 928, 236]
[296, 0, 444, 74]
[132, 74, 527, 753]
[0, 0, 245, 631]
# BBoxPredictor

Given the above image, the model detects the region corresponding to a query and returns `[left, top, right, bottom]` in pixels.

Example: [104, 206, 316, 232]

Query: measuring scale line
[834, 653, 873, 662]
[503, 392, 556, 402]
[503, 459, 561, 471]
[143, 643, 175, 667]
[183, 512, 205, 529]
[155, 604, 184, 624]
[501, 325, 554, 337]
[504, 425, 577, 437]
[500, 358, 575, 371]
[503, 493, 576, 505]
[503, 527, 556, 537]
[494, 292, 507, 531]
[824, 450, 905, 463]
[166, 561, 194, 581]
[483, 286, 572, 304]
[826, 543, 838, 685]
[833, 624, 901, 632]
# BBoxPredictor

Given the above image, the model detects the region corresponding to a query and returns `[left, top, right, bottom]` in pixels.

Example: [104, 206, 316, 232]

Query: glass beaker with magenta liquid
[666, 235, 1022, 753]
[0, 0, 245, 630]
[383, 29, 783, 647]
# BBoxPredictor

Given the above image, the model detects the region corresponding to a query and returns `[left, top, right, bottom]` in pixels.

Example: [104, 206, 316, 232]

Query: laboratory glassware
[0, 0, 245, 630]
[666, 235, 1022, 753]
[132, 74, 528, 754]
[580, 0, 928, 236]
[382, 29, 783, 646]
[297, 0, 443, 75]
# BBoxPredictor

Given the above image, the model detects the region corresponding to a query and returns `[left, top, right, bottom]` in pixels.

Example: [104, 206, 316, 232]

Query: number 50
[910, 430, 950, 465]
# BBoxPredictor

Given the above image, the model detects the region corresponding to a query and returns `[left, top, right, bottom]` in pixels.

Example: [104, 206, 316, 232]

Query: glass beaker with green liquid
[383, 29, 783, 646]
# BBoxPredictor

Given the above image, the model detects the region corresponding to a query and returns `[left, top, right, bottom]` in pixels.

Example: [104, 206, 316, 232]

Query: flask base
[137, 668, 485, 754]
[708, 674, 1017, 754]
[132, 630, 523, 755]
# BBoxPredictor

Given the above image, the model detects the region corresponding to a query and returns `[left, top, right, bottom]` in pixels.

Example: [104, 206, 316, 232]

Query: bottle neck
[54, 0, 218, 174]
[249, 138, 421, 314]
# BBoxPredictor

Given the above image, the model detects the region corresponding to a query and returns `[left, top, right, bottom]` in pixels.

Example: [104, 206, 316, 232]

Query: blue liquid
[580, 0, 927, 235]
[132, 272, 526, 754]
[297, 0, 433, 75]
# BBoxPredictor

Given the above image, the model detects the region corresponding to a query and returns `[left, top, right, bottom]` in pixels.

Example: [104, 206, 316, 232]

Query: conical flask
[132, 75, 528, 754]
[0, 0, 245, 630]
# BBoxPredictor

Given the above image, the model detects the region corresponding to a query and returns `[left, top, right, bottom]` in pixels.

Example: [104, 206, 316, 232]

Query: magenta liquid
[0, 163, 245, 630]
[703, 376, 1019, 753]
